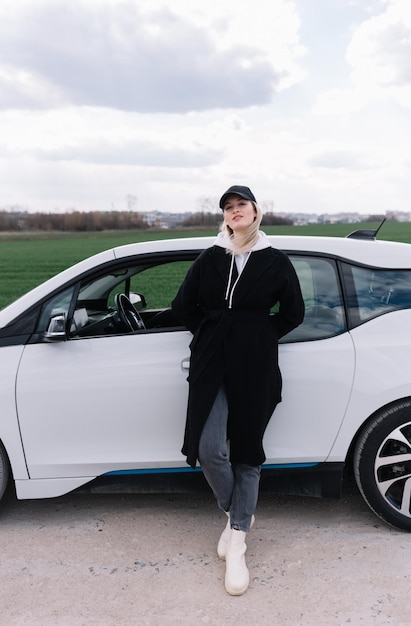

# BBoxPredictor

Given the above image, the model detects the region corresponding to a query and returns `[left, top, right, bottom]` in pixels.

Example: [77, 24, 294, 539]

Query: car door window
[347, 265, 411, 325]
[281, 256, 346, 342]
[120, 260, 192, 309]
[36, 256, 346, 343]
[69, 259, 193, 338]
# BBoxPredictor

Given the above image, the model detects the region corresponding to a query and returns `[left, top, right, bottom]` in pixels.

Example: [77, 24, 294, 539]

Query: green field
[1, 221, 410, 310]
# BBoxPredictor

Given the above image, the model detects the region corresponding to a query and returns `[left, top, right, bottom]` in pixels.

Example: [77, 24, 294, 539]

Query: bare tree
[198, 196, 219, 213]
[126, 194, 138, 211]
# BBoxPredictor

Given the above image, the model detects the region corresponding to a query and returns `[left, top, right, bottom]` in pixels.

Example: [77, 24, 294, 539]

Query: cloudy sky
[0, 0, 410, 215]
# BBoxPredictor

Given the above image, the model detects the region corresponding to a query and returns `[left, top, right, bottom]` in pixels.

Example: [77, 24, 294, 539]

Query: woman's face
[223, 195, 256, 233]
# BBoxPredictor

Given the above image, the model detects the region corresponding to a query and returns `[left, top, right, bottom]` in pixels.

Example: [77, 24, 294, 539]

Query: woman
[171, 185, 304, 595]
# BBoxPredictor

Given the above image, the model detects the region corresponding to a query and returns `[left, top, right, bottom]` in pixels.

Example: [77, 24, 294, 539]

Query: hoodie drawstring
[225, 251, 251, 309]
[225, 254, 236, 304]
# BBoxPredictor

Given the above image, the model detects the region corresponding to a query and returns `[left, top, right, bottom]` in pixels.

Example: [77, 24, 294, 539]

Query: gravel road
[0, 480, 410, 626]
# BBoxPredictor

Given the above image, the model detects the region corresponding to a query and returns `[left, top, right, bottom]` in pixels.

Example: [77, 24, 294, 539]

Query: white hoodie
[214, 231, 272, 308]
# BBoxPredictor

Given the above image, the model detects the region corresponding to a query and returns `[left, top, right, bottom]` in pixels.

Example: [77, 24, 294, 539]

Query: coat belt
[206, 308, 269, 322]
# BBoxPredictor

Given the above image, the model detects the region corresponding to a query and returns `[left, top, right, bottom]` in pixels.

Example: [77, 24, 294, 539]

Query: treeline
[262, 213, 294, 226]
[0, 210, 149, 232]
[0, 209, 294, 232]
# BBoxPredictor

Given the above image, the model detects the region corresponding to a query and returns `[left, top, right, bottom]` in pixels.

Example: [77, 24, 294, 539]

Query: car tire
[0, 441, 9, 502]
[354, 400, 411, 531]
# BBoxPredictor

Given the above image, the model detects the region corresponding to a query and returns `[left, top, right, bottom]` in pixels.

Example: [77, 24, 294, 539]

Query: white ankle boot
[217, 513, 231, 560]
[218, 514, 255, 561]
[224, 529, 249, 596]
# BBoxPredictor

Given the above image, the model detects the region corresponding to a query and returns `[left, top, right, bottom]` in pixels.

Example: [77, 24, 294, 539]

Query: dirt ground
[0, 480, 410, 626]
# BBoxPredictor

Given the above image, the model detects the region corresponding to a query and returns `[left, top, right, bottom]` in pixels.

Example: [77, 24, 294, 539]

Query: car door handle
[181, 357, 190, 370]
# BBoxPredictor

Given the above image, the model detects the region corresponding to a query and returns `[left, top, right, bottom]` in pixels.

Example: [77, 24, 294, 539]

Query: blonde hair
[220, 202, 263, 255]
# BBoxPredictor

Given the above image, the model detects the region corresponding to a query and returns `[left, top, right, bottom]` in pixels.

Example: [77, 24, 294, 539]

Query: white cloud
[0, 0, 306, 113]
[0, 107, 228, 168]
[314, 0, 411, 115]
[349, 1, 411, 85]
[312, 86, 369, 116]
[308, 147, 386, 171]
[0, 64, 66, 109]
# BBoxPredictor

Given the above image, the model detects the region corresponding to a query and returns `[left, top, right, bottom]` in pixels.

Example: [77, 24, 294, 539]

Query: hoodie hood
[214, 230, 271, 252]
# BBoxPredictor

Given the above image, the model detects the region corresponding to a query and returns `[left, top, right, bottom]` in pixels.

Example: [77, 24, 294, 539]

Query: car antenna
[346, 217, 386, 240]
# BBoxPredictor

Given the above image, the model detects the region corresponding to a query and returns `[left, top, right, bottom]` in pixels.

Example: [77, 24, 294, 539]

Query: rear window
[348, 266, 411, 324]
[281, 256, 346, 342]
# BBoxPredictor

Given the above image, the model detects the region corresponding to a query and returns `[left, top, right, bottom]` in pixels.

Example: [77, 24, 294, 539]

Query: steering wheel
[114, 293, 146, 332]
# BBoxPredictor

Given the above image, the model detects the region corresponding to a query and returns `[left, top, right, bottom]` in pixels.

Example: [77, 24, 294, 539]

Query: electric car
[1, 230, 411, 531]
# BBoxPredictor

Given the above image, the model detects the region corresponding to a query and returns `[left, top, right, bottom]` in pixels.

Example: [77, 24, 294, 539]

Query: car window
[71, 255, 345, 341]
[36, 255, 348, 342]
[348, 266, 411, 324]
[69, 259, 193, 338]
[281, 256, 346, 342]
[108, 261, 192, 309]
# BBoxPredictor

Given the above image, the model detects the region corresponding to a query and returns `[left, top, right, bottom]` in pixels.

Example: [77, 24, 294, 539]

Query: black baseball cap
[219, 185, 257, 209]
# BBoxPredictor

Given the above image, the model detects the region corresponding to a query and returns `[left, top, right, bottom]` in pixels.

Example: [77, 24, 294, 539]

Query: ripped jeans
[198, 385, 261, 532]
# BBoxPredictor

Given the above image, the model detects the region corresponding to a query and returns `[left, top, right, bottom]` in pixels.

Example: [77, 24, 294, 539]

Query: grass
[1, 222, 410, 310]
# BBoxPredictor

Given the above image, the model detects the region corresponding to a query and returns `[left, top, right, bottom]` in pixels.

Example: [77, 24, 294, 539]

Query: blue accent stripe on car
[106, 467, 203, 476]
[105, 462, 319, 476]
[263, 463, 319, 469]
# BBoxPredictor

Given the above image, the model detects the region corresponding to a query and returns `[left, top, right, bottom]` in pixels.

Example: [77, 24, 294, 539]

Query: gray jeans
[198, 385, 261, 532]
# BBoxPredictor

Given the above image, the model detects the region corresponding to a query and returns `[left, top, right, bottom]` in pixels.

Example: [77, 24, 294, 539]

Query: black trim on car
[75, 462, 344, 499]
[0, 306, 41, 346]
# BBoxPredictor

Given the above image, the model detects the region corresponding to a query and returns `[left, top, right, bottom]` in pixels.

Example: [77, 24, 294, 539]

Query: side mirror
[129, 292, 147, 310]
[44, 314, 67, 341]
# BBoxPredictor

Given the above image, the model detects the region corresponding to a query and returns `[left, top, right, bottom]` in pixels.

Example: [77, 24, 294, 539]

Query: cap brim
[219, 192, 249, 209]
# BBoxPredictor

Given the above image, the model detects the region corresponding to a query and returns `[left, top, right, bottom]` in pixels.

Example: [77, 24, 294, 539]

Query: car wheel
[354, 400, 411, 531]
[0, 441, 9, 502]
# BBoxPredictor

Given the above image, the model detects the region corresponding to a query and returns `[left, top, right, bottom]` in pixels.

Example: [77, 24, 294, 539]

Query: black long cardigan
[171, 244, 305, 468]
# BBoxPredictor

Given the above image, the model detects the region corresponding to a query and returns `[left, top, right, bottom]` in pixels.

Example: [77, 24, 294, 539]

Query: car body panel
[14, 476, 99, 499]
[16, 331, 191, 477]
[0, 345, 29, 478]
[112, 236, 411, 268]
[264, 333, 355, 462]
[328, 309, 411, 461]
[16, 330, 355, 477]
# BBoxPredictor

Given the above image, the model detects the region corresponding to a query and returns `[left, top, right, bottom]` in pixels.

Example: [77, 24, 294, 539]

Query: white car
[1, 232, 411, 531]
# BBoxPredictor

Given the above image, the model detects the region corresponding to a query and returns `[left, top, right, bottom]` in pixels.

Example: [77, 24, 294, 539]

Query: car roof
[1, 235, 410, 327]
[113, 235, 411, 267]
